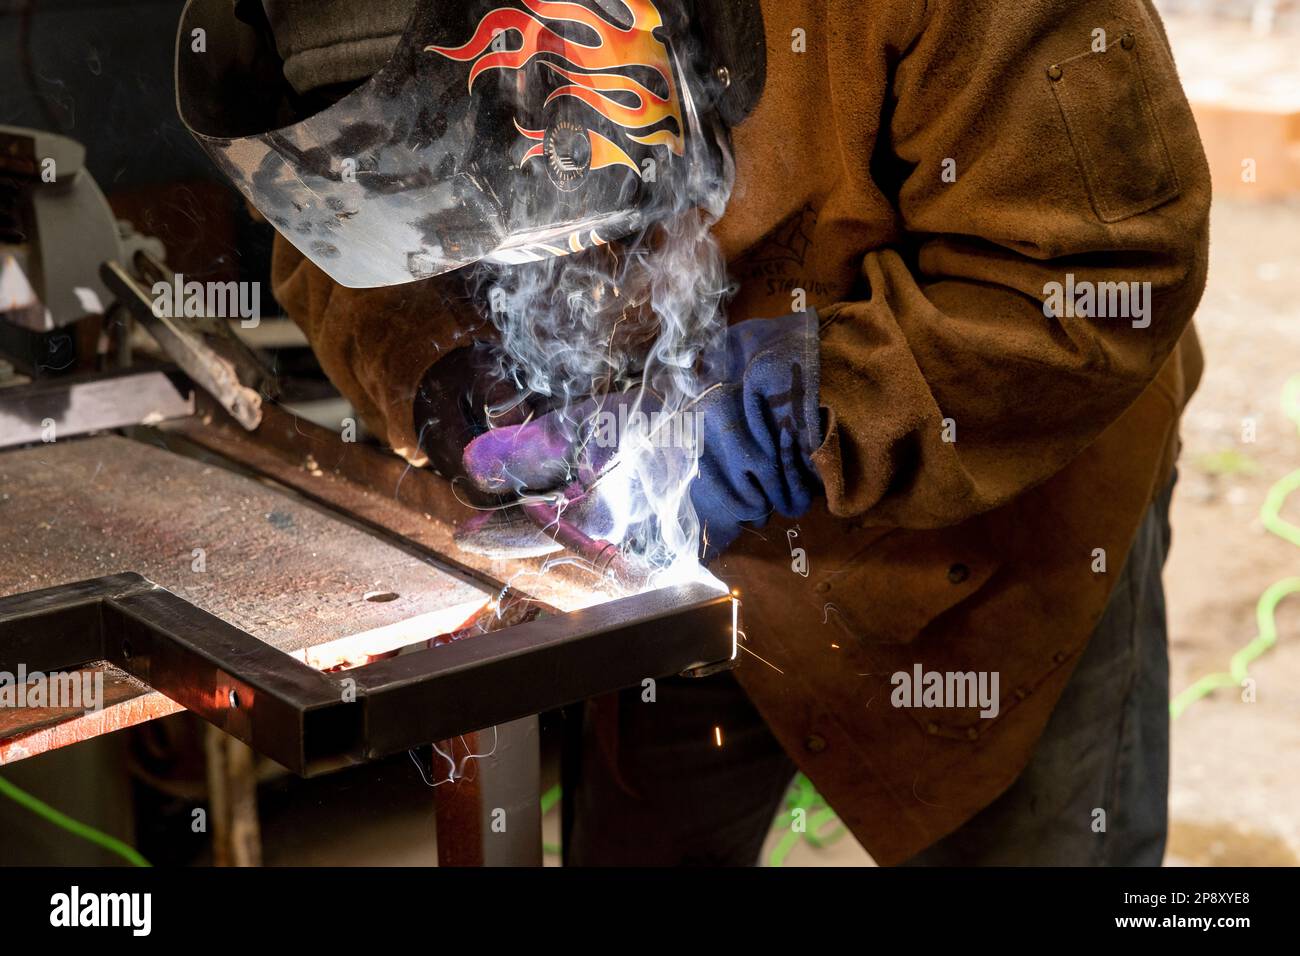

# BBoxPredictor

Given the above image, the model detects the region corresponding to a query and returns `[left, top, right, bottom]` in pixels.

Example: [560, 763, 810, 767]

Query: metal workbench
[0, 384, 737, 865]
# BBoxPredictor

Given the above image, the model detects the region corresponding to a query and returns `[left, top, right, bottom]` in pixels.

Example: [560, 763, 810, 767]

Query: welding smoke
[470, 13, 736, 589]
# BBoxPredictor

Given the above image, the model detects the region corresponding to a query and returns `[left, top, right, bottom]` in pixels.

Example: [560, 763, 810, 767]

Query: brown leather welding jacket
[271, 0, 1211, 864]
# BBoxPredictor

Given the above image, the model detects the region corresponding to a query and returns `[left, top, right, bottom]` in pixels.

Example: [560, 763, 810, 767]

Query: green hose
[1169, 576, 1300, 718]
[0, 773, 150, 867]
[767, 773, 845, 867]
[1170, 373, 1300, 717]
[541, 783, 562, 857]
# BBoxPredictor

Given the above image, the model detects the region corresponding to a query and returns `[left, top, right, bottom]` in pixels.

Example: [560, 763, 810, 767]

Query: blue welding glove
[462, 311, 824, 563]
[691, 310, 824, 560]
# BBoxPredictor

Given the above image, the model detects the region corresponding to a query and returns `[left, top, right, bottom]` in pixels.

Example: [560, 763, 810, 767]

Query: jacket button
[947, 563, 970, 584]
[1120, 32, 1135, 50]
[926, 721, 940, 735]
[1053, 651, 1066, 664]
[966, 727, 980, 741]
[815, 581, 830, 593]
[1047, 64, 1063, 81]
[804, 733, 827, 754]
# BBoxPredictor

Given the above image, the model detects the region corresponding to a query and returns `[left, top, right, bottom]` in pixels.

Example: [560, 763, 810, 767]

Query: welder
[181, 0, 1210, 865]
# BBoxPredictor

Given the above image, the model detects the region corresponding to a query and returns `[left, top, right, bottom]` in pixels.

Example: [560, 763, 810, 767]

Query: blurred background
[0, 0, 1296, 866]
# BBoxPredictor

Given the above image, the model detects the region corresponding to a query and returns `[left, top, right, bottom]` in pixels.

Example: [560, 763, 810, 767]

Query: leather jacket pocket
[815, 524, 1001, 646]
[1048, 29, 1180, 223]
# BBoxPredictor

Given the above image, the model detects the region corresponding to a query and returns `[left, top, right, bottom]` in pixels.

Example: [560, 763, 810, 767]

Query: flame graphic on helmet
[425, 0, 685, 175]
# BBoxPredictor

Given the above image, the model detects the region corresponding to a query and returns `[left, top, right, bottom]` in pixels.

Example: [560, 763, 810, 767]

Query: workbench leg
[204, 725, 263, 867]
[433, 715, 542, 866]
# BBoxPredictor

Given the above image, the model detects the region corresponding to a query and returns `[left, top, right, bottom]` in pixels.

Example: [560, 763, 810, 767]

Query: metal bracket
[0, 573, 737, 776]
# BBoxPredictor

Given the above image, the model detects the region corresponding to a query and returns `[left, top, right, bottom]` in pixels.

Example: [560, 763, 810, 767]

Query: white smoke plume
[469, 38, 736, 589]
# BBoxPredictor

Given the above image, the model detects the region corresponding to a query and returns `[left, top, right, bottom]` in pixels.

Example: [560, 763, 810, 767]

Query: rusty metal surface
[163, 399, 622, 614]
[0, 434, 488, 653]
[0, 397, 647, 765]
[0, 567, 733, 775]
[0, 662, 184, 765]
[0, 663, 154, 739]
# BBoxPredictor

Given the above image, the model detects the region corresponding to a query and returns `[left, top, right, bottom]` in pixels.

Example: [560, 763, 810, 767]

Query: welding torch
[519, 496, 646, 593]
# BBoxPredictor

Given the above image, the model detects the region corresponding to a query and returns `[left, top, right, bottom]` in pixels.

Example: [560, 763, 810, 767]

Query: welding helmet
[176, 0, 760, 289]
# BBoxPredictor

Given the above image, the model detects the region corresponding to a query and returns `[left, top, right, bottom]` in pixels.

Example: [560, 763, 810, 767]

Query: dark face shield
[176, 0, 728, 288]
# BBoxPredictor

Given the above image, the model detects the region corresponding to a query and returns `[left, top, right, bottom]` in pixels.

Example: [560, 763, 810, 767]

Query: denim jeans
[565, 478, 1175, 866]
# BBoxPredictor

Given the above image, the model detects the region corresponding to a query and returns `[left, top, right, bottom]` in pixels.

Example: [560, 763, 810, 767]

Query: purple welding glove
[462, 312, 824, 562]
[413, 340, 565, 503]
[461, 393, 625, 496]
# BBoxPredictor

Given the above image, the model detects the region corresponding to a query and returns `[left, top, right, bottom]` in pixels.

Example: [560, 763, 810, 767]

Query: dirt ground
[1163, 196, 1300, 866]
